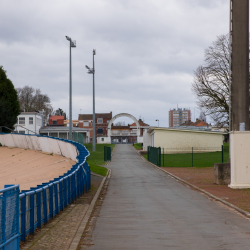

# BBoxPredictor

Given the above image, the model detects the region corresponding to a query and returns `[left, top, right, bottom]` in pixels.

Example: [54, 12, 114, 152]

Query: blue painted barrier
[0, 134, 91, 248]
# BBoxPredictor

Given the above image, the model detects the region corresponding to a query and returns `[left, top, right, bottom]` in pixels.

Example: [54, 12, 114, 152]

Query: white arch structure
[107, 113, 140, 143]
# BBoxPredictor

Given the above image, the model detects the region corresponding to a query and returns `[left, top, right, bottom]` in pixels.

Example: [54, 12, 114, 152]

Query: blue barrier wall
[0, 134, 91, 248]
[0, 185, 20, 250]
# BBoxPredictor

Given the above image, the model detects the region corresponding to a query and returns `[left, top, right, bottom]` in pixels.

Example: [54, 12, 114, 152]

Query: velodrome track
[0, 146, 75, 191]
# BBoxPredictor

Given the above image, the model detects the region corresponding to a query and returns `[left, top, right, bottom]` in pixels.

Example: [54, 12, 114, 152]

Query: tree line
[0, 66, 65, 132]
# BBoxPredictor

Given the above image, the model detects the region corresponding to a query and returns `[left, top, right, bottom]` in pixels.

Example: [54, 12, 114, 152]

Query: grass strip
[84, 143, 115, 176]
[144, 143, 229, 168]
[133, 143, 143, 150]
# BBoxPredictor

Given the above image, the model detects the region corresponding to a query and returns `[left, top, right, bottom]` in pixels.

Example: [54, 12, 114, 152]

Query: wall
[143, 129, 151, 150]
[0, 134, 78, 162]
[229, 131, 250, 188]
[143, 128, 224, 151]
[97, 136, 111, 144]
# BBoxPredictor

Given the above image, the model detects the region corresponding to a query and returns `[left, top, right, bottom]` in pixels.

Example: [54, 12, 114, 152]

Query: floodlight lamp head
[85, 65, 90, 69]
[66, 36, 71, 41]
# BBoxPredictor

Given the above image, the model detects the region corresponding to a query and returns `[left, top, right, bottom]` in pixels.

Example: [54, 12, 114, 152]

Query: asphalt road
[86, 144, 250, 250]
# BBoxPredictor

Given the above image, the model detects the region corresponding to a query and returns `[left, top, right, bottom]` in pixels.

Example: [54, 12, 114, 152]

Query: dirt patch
[0, 147, 75, 190]
[162, 167, 250, 213]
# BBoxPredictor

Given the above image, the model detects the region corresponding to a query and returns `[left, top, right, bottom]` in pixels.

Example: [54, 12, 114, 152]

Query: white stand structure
[229, 131, 250, 189]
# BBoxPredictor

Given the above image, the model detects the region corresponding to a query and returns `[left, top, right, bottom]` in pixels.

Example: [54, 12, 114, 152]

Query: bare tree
[16, 86, 53, 124]
[114, 121, 126, 126]
[192, 34, 230, 126]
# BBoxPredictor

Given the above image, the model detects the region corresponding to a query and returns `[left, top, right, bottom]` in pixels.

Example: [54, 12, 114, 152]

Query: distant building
[15, 112, 43, 134]
[109, 119, 149, 144]
[169, 108, 191, 127]
[180, 118, 211, 128]
[39, 126, 90, 142]
[78, 112, 112, 142]
[49, 115, 66, 126]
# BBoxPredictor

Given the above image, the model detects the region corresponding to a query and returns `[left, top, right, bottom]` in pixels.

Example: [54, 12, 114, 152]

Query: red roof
[50, 116, 65, 120]
[129, 119, 149, 127]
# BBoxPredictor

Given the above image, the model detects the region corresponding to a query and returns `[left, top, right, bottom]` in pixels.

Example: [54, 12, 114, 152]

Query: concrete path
[81, 144, 250, 250]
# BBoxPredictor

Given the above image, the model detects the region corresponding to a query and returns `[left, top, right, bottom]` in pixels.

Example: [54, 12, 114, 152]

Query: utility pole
[231, 0, 249, 131]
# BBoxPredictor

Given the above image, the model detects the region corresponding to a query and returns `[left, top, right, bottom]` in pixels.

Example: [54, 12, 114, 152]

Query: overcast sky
[1, 0, 230, 127]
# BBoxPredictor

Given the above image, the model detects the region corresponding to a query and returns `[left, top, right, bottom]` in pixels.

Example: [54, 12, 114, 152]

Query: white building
[143, 127, 225, 152]
[15, 112, 43, 134]
[39, 126, 90, 143]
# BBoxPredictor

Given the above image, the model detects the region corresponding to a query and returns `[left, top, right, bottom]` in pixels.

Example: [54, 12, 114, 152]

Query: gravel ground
[162, 167, 250, 213]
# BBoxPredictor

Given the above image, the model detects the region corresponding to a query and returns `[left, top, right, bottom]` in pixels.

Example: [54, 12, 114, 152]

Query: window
[84, 121, 89, 127]
[53, 120, 57, 125]
[29, 117, 33, 125]
[19, 130, 25, 134]
[107, 120, 110, 124]
[19, 117, 25, 125]
[97, 128, 103, 134]
[101, 138, 104, 141]
[97, 118, 103, 124]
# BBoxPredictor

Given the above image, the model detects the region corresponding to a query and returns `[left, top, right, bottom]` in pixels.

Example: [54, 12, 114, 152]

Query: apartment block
[169, 108, 191, 127]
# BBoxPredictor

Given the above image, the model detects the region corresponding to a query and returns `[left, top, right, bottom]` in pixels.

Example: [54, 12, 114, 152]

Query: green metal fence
[104, 146, 112, 161]
[73, 132, 84, 145]
[147, 145, 229, 167]
[147, 146, 161, 166]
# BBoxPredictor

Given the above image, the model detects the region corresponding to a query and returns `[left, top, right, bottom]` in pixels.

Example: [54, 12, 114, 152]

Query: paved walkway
[80, 144, 250, 250]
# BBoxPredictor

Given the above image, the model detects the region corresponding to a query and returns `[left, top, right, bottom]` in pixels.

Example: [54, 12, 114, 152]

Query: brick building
[49, 115, 66, 126]
[78, 112, 112, 142]
[169, 108, 191, 127]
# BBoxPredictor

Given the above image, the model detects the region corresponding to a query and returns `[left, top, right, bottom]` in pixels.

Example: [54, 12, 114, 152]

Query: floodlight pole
[86, 50, 96, 151]
[66, 36, 76, 140]
[93, 50, 96, 152]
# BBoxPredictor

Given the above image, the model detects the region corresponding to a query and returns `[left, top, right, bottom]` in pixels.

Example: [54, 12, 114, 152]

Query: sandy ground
[162, 167, 250, 213]
[0, 146, 76, 191]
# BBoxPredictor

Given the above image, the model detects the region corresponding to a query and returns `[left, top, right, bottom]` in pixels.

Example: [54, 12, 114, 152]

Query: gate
[147, 146, 161, 167]
[0, 185, 19, 250]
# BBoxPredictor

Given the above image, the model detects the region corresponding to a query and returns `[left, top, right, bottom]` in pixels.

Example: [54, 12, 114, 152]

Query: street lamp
[65, 36, 76, 140]
[86, 49, 96, 151]
[156, 119, 159, 127]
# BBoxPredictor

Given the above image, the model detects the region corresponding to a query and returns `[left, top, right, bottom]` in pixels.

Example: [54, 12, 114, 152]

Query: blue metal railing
[0, 134, 91, 247]
[0, 185, 20, 250]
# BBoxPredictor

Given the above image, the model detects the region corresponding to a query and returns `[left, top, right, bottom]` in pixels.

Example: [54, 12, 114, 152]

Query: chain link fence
[73, 132, 84, 145]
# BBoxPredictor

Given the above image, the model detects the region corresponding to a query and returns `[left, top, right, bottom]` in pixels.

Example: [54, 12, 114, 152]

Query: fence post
[59, 181, 63, 211]
[107, 147, 112, 161]
[54, 183, 59, 215]
[104, 146, 107, 161]
[163, 148, 164, 167]
[21, 195, 26, 241]
[30, 193, 35, 234]
[49, 185, 53, 218]
[2, 190, 6, 244]
[37, 191, 41, 228]
[192, 147, 193, 167]
[43, 189, 48, 223]
[147, 146, 150, 161]
[222, 145, 224, 163]
[158, 147, 161, 167]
